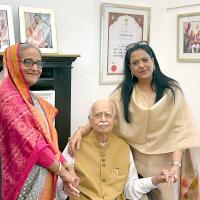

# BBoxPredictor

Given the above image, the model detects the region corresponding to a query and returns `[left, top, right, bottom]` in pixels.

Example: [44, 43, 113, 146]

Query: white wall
[1, 0, 200, 134]
[166, 0, 200, 9]
[166, 0, 200, 125]
[71, 0, 168, 133]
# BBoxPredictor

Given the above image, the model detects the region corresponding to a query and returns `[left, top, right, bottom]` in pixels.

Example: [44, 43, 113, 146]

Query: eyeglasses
[21, 58, 43, 69]
[126, 41, 148, 50]
[90, 112, 114, 119]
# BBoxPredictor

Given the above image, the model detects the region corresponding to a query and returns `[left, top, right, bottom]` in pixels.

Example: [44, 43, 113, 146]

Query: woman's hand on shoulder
[68, 124, 92, 157]
[68, 126, 89, 157]
[68, 131, 82, 157]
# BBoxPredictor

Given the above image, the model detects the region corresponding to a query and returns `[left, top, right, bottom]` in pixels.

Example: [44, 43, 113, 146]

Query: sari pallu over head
[0, 43, 60, 200]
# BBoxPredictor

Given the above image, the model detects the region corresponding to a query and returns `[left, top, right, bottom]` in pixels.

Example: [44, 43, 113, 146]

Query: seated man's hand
[151, 169, 170, 186]
[59, 166, 79, 187]
[65, 164, 80, 187]
[71, 171, 80, 188]
[63, 182, 80, 198]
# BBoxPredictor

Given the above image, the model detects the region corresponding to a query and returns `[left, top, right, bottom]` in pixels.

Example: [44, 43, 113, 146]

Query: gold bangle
[64, 163, 73, 170]
[55, 161, 62, 175]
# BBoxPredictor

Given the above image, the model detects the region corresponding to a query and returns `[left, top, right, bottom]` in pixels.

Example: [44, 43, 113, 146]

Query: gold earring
[131, 73, 133, 79]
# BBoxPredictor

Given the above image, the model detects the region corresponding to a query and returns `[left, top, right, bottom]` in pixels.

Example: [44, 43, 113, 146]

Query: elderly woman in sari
[0, 43, 79, 200]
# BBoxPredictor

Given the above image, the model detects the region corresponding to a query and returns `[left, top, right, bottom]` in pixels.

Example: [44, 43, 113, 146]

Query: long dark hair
[119, 43, 182, 123]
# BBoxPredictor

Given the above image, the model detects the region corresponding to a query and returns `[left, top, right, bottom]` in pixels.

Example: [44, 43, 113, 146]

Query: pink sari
[0, 44, 60, 200]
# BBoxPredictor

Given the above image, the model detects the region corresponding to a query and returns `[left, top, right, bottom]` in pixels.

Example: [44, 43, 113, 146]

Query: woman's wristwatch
[172, 161, 181, 167]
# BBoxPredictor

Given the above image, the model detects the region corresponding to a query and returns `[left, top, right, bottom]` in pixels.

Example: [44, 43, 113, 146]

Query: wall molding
[166, 3, 200, 11]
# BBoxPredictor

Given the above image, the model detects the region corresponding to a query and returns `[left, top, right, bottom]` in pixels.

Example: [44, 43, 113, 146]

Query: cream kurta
[110, 87, 200, 154]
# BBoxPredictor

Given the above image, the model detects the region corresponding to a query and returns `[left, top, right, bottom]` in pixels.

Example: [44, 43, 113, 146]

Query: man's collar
[90, 130, 112, 149]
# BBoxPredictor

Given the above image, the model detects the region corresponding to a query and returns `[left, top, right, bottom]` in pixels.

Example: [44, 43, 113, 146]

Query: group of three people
[0, 42, 200, 200]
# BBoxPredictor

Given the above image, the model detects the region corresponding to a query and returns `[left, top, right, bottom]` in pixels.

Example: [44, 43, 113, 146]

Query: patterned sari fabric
[0, 44, 60, 200]
[180, 150, 200, 200]
[181, 177, 199, 200]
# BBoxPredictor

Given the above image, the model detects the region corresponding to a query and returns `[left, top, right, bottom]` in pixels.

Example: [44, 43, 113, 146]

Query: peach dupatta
[110, 87, 200, 200]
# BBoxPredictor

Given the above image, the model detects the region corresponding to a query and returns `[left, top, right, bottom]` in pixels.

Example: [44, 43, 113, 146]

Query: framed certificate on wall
[100, 3, 151, 84]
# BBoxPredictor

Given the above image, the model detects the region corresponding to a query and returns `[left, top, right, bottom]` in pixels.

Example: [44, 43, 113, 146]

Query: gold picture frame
[177, 12, 200, 62]
[19, 6, 57, 54]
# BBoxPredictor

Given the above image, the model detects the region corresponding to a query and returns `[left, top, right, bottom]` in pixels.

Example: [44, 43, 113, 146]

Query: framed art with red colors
[99, 3, 150, 84]
[177, 12, 200, 62]
[0, 5, 15, 53]
[19, 6, 57, 54]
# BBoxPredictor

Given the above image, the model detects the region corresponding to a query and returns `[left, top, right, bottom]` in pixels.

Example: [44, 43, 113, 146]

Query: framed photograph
[32, 90, 55, 106]
[100, 3, 151, 84]
[0, 5, 15, 52]
[19, 6, 57, 53]
[177, 12, 200, 62]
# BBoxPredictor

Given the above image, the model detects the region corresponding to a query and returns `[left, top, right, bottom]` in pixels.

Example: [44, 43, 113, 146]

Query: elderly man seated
[57, 99, 169, 200]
